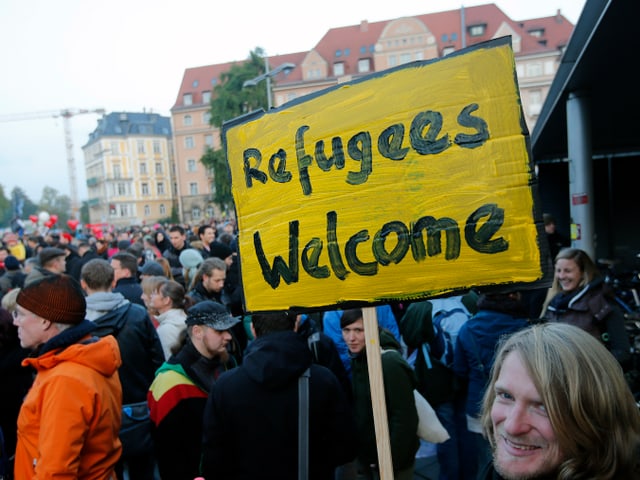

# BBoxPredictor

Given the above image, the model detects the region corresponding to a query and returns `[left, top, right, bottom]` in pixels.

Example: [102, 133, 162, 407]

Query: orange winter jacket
[15, 334, 123, 480]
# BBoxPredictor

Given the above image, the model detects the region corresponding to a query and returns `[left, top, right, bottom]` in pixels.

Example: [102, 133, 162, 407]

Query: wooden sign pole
[362, 307, 394, 479]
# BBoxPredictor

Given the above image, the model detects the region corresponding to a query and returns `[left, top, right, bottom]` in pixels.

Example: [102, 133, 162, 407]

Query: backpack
[429, 296, 472, 368]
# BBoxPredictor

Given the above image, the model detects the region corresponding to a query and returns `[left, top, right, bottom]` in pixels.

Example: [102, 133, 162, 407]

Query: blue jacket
[453, 310, 529, 417]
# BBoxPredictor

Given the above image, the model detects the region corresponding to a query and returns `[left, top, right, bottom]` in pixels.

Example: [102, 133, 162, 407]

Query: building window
[526, 62, 543, 77]
[400, 53, 411, 64]
[184, 115, 192, 126]
[358, 58, 371, 73]
[113, 164, 121, 179]
[344, 48, 350, 56]
[119, 204, 130, 217]
[157, 182, 165, 195]
[451, 33, 458, 41]
[137, 140, 145, 154]
[159, 204, 166, 215]
[183, 93, 193, 106]
[155, 162, 163, 174]
[141, 183, 149, 196]
[528, 28, 544, 38]
[442, 46, 456, 56]
[206, 205, 214, 218]
[153, 141, 161, 154]
[544, 61, 555, 75]
[185, 136, 194, 149]
[139, 162, 147, 175]
[192, 207, 201, 219]
[203, 111, 211, 124]
[335, 49, 342, 57]
[144, 205, 150, 216]
[188, 159, 197, 172]
[204, 134, 213, 147]
[334, 62, 344, 76]
[202, 91, 211, 103]
[528, 89, 543, 116]
[117, 182, 128, 196]
[190, 182, 198, 195]
[110, 141, 118, 153]
[468, 24, 486, 36]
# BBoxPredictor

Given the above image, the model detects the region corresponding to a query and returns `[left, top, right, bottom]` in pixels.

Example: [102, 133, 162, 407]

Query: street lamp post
[243, 55, 295, 110]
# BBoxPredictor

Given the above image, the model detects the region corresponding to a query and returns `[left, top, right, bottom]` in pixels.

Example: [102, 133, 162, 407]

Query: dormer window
[358, 58, 371, 73]
[468, 24, 486, 37]
[528, 28, 545, 38]
[183, 93, 193, 106]
[442, 46, 456, 56]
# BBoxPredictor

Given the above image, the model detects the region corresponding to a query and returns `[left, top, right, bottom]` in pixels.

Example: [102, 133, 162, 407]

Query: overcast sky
[0, 0, 586, 206]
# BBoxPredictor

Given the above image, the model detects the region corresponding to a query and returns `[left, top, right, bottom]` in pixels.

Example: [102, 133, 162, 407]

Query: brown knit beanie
[17, 274, 86, 324]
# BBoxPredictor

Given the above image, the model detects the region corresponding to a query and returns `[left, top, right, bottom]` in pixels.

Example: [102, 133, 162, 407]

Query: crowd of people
[0, 217, 639, 480]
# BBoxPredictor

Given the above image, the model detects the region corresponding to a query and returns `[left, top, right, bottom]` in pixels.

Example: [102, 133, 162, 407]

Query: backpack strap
[298, 367, 311, 480]
[421, 343, 433, 369]
[307, 332, 321, 363]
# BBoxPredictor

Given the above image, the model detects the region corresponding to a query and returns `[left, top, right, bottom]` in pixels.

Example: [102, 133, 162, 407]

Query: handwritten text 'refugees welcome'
[242, 103, 488, 195]
[237, 104, 511, 289]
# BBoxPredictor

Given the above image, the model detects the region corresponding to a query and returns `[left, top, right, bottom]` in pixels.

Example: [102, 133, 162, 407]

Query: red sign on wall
[572, 193, 589, 205]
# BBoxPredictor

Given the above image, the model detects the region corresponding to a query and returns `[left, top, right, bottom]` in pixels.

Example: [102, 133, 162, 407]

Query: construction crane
[0, 108, 106, 220]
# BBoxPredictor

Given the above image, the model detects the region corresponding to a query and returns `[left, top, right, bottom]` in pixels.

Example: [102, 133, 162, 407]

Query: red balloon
[67, 219, 79, 230]
[50, 214, 58, 225]
[29, 215, 38, 223]
[45, 219, 54, 228]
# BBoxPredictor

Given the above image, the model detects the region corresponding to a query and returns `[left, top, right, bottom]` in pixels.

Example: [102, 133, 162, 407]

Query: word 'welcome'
[253, 203, 507, 289]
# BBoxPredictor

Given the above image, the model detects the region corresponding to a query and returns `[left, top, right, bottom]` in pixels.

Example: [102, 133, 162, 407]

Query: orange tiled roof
[172, 61, 238, 109]
[310, 20, 389, 78]
[172, 3, 574, 109]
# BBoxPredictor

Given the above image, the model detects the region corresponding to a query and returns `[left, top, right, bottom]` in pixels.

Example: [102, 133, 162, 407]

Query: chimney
[360, 20, 368, 32]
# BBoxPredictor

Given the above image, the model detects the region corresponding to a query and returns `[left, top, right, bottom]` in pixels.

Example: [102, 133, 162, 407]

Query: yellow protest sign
[224, 37, 545, 313]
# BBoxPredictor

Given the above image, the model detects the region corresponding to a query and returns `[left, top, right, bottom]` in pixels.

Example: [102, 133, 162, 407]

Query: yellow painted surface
[225, 39, 543, 312]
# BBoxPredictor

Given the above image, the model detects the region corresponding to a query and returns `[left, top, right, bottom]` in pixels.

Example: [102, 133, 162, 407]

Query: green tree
[80, 201, 90, 224]
[39, 186, 71, 228]
[0, 184, 11, 226]
[201, 48, 269, 210]
[10, 187, 38, 221]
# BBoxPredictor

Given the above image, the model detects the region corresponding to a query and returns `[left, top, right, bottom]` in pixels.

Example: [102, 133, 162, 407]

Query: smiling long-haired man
[480, 323, 640, 479]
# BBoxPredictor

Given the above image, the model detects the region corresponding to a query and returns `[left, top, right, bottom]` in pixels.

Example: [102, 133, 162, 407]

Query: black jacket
[202, 331, 357, 480]
[478, 461, 505, 480]
[92, 302, 164, 404]
[297, 316, 351, 401]
[162, 242, 190, 287]
[77, 249, 100, 275]
[113, 277, 145, 308]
